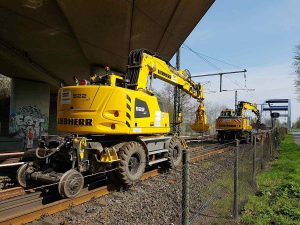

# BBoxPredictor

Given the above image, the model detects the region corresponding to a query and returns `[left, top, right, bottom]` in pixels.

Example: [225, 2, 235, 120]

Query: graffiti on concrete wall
[9, 105, 48, 146]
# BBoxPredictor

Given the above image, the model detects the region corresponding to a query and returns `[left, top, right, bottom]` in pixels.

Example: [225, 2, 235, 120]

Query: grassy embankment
[242, 134, 300, 225]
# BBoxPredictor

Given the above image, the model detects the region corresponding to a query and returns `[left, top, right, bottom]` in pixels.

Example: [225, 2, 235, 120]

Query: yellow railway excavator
[216, 101, 261, 143]
[17, 49, 209, 198]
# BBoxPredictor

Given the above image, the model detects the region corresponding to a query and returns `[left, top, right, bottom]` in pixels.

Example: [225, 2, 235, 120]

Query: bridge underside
[0, 0, 215, 149]
[0, 0, 214, 89]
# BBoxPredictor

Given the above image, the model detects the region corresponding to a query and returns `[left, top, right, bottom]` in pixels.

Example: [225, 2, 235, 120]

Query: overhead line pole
[173, 48, 181, 134]
[191, 69, 247, 92]
[191, 69, 247, 78]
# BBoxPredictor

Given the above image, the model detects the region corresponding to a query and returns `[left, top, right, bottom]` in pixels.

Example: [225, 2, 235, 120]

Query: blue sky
[168, 0, 300, 123]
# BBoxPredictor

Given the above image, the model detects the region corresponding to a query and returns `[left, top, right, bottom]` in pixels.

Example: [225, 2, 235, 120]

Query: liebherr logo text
[157, 70, 171, 79]
[58, 118, 93, 126]
[73, 93, 87, 98]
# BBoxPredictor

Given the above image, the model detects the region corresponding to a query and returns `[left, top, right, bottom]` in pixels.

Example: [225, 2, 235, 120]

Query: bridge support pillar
[9, 78, 50, 148]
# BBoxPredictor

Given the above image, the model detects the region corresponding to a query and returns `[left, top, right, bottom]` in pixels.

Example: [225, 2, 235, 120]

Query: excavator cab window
[90, 75, 110, 85]
[135, 98, 150, 118]
[115, 77, 124, 87]
[221, 111, 230, 117]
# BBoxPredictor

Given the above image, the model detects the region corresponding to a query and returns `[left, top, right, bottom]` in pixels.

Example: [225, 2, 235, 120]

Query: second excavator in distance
[16, 49, 209, 198]
[216, 101, 261, 143]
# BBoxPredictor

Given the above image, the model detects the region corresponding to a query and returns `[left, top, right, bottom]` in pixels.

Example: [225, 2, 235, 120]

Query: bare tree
[292, 117, 300, 129]
[205, 102, 228, 124]
[155, 83, 174, 120]
[294, 45, 300, 101]
[155, 84, 228, 135]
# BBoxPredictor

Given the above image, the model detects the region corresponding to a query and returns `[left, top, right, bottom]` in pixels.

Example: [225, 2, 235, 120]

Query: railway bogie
[17, 135, 183, 198]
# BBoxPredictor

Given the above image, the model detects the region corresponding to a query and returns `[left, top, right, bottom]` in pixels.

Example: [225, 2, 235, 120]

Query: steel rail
[190, 147, 232, 162]
[0, 152, 24, 157]
[0, 169, 160, 225]
[0, 162, 25, 168]
[0, 187, 27, 201]
[0, 146, 232, 225]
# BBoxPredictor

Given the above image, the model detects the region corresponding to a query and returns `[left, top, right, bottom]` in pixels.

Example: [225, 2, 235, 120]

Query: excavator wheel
[244, 133, 250, 144]
[58, 169, 84, 198]
[217, 132, 225, 143]
[163, 138, 183, 168]
[115, 142, 146, 186]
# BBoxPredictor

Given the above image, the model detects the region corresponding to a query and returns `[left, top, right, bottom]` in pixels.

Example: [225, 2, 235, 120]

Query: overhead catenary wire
[224, 75, 257, 101]
[181, 45, 222, 71]
[181, 44, 243, 70]
[180, 45, 255, 99]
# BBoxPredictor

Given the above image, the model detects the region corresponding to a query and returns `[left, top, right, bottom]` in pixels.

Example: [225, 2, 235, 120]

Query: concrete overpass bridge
[0, 0, 214, 150]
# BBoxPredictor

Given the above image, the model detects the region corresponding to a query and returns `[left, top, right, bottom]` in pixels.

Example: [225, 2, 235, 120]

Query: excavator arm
[126, 49, 209, 132]
[237, 101, 261, 124]
[126, 49, 203, 100]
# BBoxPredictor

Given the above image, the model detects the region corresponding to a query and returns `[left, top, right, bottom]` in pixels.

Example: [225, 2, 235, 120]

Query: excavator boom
[126, 49, 209, 133]
[237, 101, 261, 124]
[126, 49, 204, 100]
[127, 49, 209, 132]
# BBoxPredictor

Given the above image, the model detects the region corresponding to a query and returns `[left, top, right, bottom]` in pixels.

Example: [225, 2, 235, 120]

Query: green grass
[241, 134, 300, 225]
[206, 159, 254, 224]
[193, 157, 254, 224]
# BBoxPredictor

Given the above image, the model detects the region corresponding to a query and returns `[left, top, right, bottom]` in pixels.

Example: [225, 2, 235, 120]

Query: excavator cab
[220, 109, 235, 117]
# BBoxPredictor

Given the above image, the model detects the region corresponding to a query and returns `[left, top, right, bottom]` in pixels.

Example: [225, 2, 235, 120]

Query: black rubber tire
[16, 163, 29, 187]
[58, 169, 84, 198]
[164, 138, 183, 168]
[115, 142, 146, 186]
[217, 132, 225, 143]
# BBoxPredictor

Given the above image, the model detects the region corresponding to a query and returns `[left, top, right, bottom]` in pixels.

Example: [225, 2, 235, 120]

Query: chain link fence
[13, 127, 287, 225]
[182, 127, 287, 225]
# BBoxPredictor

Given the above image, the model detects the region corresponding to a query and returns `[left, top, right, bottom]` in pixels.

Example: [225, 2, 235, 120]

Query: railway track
[0, 137, 215, 192]
[0, 140, 226, 199]
[0, 142, 233, 225]
[0, 169, 160, 225]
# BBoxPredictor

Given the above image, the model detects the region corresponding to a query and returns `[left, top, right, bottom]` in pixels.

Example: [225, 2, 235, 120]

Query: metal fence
[181, 128, 287, 225]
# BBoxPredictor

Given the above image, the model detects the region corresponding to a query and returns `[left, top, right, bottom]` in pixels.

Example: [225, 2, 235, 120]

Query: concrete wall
[9, 78, 50, 147]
